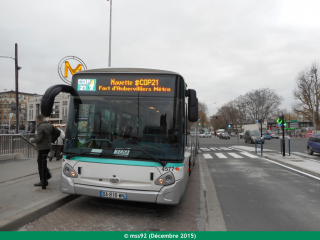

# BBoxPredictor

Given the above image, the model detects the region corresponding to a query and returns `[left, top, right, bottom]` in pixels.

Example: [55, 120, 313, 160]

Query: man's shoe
[34, 182, 48, 186]
[49, 157, 53, 161]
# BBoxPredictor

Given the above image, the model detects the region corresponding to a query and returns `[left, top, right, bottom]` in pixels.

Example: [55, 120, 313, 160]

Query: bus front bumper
[60, 173, 183, 205]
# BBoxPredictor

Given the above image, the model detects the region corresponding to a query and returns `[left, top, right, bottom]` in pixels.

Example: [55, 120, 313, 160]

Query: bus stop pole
[255, 139, 257, 154]
[289, 137, 291, 156]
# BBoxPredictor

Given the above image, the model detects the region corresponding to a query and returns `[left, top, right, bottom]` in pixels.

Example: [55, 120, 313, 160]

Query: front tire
[308, 148, 314, 155]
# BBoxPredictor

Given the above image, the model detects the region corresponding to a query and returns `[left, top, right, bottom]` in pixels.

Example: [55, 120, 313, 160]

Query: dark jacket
[31, 122, 54, 150]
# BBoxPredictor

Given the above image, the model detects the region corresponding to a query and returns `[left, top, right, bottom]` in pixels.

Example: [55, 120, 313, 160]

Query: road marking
[203, 154, 213, 159]
[215, 153, 227, 158]
[228, 153, 243, 158]
[240, 152, 259, 158]
[261, 158, 320, 181]
[200, 148, 211, 151]
[219, 147, 229, 150]
[210, 148, 217, 151]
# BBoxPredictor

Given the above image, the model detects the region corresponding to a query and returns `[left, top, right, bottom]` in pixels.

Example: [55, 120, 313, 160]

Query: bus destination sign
[98, 79, 171, 92]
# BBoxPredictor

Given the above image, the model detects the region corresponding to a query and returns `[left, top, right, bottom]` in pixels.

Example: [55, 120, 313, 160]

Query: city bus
[41, 68, 198, 204]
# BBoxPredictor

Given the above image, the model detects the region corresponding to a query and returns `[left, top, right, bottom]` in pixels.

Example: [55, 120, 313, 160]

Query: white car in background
[199, 133, 205, 138]
[204, 132, 212, 138]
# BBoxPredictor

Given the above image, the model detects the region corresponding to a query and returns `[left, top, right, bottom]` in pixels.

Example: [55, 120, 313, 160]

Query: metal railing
[0, 134, 37, 159]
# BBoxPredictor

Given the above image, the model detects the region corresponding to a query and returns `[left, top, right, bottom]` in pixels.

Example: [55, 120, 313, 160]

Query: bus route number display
[98, 79, 171, 92]
[77, 79, 97, 91]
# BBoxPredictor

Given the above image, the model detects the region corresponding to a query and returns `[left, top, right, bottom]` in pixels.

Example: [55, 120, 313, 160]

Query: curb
[0, 194, 78, 231]
[198, 153, 227, 231]
[198, 155, 206, 231]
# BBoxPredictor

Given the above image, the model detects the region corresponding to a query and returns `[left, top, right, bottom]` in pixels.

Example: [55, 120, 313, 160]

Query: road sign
[290, 120, 298, 122]
[9, 113, 13, 119]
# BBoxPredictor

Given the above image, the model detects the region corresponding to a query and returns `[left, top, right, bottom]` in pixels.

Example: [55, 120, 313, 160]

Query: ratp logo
[78, 79, 96, 91]
[58, 56, 87, 85]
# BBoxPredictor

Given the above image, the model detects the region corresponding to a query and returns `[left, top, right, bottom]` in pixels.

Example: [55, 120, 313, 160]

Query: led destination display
[74, 74, 179, 97]
[98, 79, 171, 92]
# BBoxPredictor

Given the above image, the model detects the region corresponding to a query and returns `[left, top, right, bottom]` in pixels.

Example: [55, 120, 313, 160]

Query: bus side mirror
[187, 89, 198, 122]
[41, 84, 81, 117]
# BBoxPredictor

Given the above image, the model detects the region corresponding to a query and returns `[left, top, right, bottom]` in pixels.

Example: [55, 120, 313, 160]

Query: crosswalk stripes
[200, 147, 239, 151]
[201, 148, 211, 151]
[239, 152, 259, 158]
[228, 153, 243, 158]
[202, 151, 257, 159]
[215, 153, 227, 158]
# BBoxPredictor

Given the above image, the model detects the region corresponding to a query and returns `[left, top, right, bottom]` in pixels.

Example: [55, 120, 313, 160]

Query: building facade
[27, 92, 70, 132]
[0, 90, 39, 130]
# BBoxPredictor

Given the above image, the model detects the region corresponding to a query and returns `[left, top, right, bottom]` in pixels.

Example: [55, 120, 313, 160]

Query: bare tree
[293, 63, 320, 130]
[243, 88, 283, 122]
[198, 101, 208, 127]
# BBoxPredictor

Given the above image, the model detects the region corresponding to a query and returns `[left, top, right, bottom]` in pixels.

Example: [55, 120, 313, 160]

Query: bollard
[289, 137, 291, 156]
[261, 139, 263, 156]
[280, 137, 282, 154]
[255, 139, 257, 154]
[42, 154, 47, 189]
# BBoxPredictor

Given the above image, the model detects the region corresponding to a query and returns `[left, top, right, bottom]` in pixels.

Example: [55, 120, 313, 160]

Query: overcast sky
[1, 0, 320, 116]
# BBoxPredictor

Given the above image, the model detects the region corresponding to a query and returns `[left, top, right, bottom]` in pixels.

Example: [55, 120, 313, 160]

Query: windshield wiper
[131, 149, 167, 167]
[65, 151, 98, 159]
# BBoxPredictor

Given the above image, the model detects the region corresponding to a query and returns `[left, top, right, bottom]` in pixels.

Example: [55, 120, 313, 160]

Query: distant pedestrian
[48, 128, 65, 161]
[31, 114, 54, 187]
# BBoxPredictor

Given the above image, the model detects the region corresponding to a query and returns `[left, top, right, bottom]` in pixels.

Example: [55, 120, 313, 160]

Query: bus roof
[74, 68, 181, 75]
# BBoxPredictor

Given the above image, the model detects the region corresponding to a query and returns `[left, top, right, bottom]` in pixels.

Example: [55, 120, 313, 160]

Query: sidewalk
[0, 156, 76, 230]
[232, 146, 320, 177]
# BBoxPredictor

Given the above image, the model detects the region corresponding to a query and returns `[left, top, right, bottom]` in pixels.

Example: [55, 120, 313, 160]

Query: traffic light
[228, 124, 232, 128]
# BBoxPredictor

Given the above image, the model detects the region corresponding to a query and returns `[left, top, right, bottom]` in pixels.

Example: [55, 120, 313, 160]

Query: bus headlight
[155, 172, 175, 186]
[63, 164, 78, 178]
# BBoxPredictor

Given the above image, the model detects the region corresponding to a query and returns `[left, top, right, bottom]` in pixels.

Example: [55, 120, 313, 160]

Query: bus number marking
[162, 167, 174, 172]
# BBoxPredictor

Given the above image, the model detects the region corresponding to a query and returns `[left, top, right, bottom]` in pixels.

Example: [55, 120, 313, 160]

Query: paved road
[206, 135, 308, 152]
[200, 137, 320, 231]
[19, 159, 200, 231]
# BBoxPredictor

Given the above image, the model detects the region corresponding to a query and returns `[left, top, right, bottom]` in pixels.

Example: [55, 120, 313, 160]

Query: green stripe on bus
[62, 155, 184, 167]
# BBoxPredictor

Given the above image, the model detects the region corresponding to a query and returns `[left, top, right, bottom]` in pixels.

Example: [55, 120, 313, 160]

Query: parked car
[270, 132, 279, 139]
[244, 130, 264, 144]
[262, 132, 271, 140]
[220, 132, 230, 139]
[204, 132, 212, 138]
[307, 135, 320, 155]
[230, 132, 236, 137]
[199, 133, 205, 138]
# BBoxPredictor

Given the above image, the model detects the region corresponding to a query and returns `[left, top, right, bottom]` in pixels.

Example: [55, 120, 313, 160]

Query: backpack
[51, 126, 61, 143]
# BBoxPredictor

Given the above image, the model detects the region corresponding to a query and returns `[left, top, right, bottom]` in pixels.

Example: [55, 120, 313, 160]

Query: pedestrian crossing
[202, 151, 258, 159]
[200, 147, 239, 152]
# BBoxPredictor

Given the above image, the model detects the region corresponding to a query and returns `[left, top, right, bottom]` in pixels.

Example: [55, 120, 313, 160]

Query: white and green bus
[41, 68, 198, 204]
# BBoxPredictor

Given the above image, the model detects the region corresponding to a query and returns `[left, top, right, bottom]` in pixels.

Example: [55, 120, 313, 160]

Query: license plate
[100, 191, 127, 199]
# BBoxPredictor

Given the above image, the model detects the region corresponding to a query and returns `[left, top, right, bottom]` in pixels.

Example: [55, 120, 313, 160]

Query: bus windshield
[64, 95, 184, 161]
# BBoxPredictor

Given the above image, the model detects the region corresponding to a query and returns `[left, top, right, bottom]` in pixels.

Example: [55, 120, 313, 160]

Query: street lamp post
[107, 0, 112, 67]
[0, 43, 21, 134]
